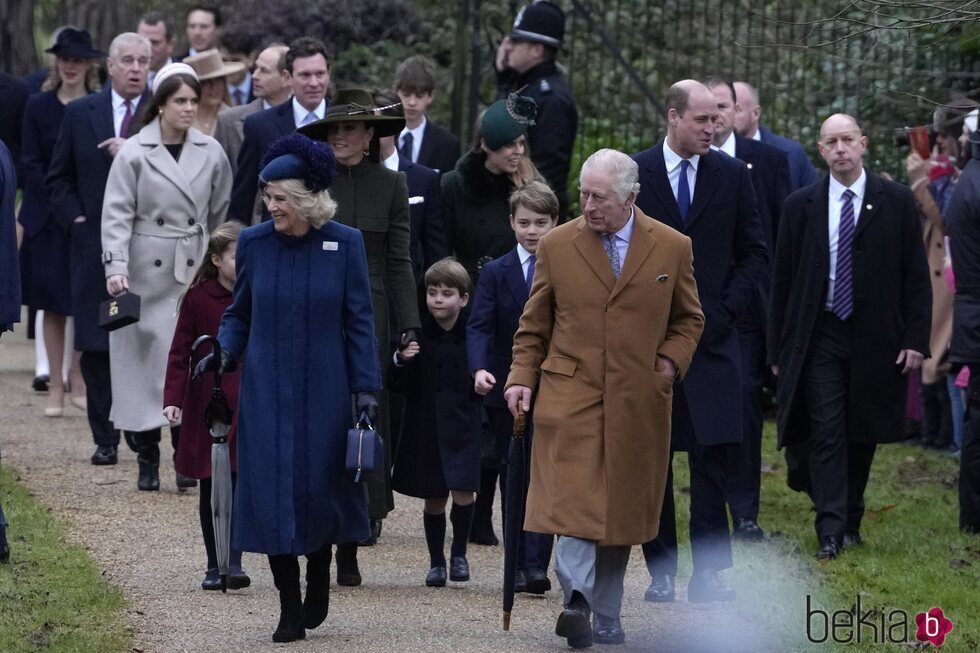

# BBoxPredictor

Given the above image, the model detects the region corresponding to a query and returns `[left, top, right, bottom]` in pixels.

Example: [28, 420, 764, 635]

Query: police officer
[496, 0, 578, 218]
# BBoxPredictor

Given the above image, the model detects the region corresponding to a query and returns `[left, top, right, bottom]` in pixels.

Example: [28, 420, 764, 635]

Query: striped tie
[603, 234, 621, 278]
[832, 189, 856, 320]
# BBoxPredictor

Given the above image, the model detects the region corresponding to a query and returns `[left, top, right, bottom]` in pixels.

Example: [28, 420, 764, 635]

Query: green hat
[480, 93, 537, 150]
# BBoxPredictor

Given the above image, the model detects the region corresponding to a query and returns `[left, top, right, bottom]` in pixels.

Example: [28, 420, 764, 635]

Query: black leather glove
[356, 392, 380, 426]
[192, 350, 237, 379]
[399, 328, 420, 349]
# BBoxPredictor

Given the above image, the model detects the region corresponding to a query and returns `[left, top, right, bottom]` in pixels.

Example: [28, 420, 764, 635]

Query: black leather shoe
[815, 536, 841, 560]
[732, 518, 765, 542]
[687, 570, 736, 602]
[201, 568, 222, 590]
[514, 569, 527, 593]
[359, 519, 382, 546]
[137, 448, 160, 491]
[175, 472, 197, 492]
[524, 567, 552, 594]
[228, 566, 251, 590]
[449, 555, 470, 582]
[842, 531, 863, 549]
[335, 543, 361, 586]
[556, 602, 593, 649]
[468, 527, 499, 546]
[32, 374, 50, 392]
[425, 565, 447, 587]
[593, 620, 626, 645]
[90, 445, 118, 465]
[643, 574, 675, 602]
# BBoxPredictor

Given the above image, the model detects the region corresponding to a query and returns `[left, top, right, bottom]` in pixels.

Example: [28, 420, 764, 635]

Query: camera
[894, 125, 937, 158]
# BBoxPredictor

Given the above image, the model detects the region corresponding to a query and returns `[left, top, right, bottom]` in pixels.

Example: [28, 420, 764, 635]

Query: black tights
[199, 475, 242, 570]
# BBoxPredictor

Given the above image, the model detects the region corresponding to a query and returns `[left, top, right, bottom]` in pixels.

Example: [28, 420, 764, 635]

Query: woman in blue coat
[206, 134, 381, 642]
[19, 28, 102, 416]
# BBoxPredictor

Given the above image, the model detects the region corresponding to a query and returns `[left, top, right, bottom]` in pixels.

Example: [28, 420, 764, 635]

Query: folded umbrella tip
[503, 611, 511, 631]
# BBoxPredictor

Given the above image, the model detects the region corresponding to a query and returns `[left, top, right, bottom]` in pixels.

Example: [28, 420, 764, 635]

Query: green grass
[671, 422, 980, 651]
[0, 465, 130, 653]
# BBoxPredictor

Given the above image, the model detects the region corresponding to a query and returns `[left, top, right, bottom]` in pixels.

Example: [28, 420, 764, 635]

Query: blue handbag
[345, 411, 384, 482]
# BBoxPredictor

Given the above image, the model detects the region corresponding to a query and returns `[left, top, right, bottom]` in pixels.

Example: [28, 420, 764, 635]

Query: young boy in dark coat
[466, 181, 559, 593]
[390, 258, 482, 587]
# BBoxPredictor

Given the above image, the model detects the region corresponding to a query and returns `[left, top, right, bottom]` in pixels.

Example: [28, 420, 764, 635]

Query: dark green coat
[331, 159, 420, 518]
[441, 151, 517, 281]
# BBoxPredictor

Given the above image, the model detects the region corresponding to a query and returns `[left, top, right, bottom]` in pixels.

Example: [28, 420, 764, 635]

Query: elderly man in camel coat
[505, 149, 704, 648]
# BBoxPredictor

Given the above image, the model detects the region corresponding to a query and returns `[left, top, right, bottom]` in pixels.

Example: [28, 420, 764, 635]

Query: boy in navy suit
[393, 56, 461, 176]
[467, 180, 558, 593]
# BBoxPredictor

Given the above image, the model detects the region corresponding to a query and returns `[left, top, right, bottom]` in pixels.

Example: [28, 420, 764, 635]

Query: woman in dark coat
[207, 133, 381, 643]
[297, 88, 421, 582]
[19, 28, 102, 417]
[439, 94, 542, 543]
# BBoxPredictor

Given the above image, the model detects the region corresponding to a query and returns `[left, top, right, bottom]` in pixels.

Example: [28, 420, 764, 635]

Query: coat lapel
[418, 122, 434, 165]
[502, 248, 528, 305]
[854, 170, 884, 238]
[610, 208, 657, 302]
[641, 143, 682, 228]
[805, 177, 831, 260]
[140, 120, 202, 208]
[686, 151, 720, 227]
[90, 87, 115, 143]
[572, 222, 616, 292]
[278, 100, 298, 131]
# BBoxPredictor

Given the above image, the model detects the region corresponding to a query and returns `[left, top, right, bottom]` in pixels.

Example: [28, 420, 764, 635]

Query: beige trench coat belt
[132, 220, 208, 285]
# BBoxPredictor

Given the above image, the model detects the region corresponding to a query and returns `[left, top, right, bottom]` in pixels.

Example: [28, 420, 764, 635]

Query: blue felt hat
[259, 133, 337, 192]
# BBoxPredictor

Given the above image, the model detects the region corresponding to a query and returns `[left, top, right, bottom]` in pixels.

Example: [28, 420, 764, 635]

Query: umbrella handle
[512, 404, 526, 438]
[192, 334, 223, 388]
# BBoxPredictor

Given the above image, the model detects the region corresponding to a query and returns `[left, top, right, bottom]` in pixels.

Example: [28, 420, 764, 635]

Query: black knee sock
[450, 502, 475, 558]
[199, 477, 218, 569]
[422, 511, 447, 567]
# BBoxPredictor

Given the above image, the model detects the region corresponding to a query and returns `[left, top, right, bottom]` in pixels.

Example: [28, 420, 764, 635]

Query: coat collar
[139, 118, 210, 207]
[572, 205, 658, 299]
[638, 140, 720, 230]
[804, 168, 884, 253]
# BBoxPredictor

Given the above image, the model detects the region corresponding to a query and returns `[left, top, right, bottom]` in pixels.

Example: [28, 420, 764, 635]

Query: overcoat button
[187, 259, 195, 266]
[154, 259, 162, 267]
[935, 270, 942, 277]
[156, 218, 164, 225]
[188, 218, 196, 226]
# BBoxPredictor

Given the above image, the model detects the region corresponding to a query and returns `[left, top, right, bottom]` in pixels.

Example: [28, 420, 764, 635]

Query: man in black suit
[633, 80, 768, 603]
[704, 77, 791, 542]
[137, 11, 175, 90]
[769, 113, 931, 559]
[47, 32, 151, 466]
[393, 56, 461, 176]
[174, 5, 221, 61]
[228, 37, 330, 223]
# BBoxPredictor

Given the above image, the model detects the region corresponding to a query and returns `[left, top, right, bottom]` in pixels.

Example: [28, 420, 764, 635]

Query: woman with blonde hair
[183, 49, 244, 136]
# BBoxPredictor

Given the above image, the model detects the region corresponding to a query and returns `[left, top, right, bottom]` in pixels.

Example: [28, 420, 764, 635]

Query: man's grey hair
[580, 149, 641, 202]
[108, 32, 151, 60]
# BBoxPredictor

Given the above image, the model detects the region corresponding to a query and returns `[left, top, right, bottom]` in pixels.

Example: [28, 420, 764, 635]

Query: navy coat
[19, 91, 78, 314]
[0, 140, 19, 333]
[229, 100, 306, 223]
[634, 141, 768, 448]
[399, 156, 449, 284]
[415, 120, 461, 176]
[389, 314, 482, 498]
[945, 157, 980, 363]
[768, 172, 931, 446]
[46, 86, 148, 351]
[0, 73, 29, 185]
[759, 126, 819, 192]
[219, 220, 381, 555]
[466, 247, 527, 409]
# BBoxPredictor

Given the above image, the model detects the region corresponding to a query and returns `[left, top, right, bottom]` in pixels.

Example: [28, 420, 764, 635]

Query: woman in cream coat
[101, 63, 232, 491]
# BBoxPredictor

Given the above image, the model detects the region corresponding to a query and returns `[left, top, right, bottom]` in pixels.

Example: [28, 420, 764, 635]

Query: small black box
[99, 292, 141, 331]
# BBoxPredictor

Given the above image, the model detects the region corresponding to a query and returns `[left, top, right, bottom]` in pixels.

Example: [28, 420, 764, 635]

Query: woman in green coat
[298, 88, 421, 586]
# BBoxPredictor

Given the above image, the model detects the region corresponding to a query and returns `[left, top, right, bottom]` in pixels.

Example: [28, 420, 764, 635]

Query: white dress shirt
[751, 129, 761, 141]
[605, 207, 635, 267]
[398, 116, 426, 163]
[382, 149, 400, 172]
[517, 243, 535, 281]
[111, 89, 138, 137]
[825, 169, 867, 308]
[663, 142, 699, 207]
[710, 131, 737, 158]
[292, 98, 326, 128]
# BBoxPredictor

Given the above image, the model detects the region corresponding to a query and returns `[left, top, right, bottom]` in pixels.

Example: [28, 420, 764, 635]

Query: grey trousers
[554, 535, 631, 625]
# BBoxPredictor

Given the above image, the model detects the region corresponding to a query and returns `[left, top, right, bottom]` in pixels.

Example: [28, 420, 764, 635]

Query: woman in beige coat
[102, 63, 232, 491]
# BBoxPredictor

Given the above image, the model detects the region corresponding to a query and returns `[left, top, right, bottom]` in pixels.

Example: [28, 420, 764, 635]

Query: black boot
[335, 542, 361, 586]
[137, 444, 160, 491]
[0, 503, 9, 563]
[303, 545, 331, 629]
[269, 555, 305, 642]
[470, 468, 498, 545]
[450, 501, 475, 581]
[422, 511, 447, 586]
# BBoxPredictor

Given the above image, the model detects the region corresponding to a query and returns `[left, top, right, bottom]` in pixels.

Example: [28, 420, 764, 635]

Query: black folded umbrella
[502, 406, 527, 630]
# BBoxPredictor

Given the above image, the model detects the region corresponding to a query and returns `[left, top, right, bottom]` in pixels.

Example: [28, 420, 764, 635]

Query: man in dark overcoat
[633, 80, 768, 603]
[768, 113, 931, 559]
[46, 32, 151, 465]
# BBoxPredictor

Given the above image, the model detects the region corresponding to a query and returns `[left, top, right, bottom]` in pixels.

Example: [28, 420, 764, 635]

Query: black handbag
[346, 411, 384, 482]
[99, 292, 141, 331]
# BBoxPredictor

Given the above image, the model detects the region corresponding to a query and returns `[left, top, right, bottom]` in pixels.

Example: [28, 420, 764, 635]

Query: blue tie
[677, 159, 691, 222]
[525, 254, 535, 291]
[400, 132, 414, 161]
[603, 234, 622, 278]
[832, 189, 856, 320]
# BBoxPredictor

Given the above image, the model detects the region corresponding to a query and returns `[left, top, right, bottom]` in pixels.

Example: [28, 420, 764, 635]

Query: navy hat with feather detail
[259, 133, 337, 193]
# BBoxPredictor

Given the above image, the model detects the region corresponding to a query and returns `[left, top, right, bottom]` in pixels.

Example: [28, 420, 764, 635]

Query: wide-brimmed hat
[509, 1, 565, 48]
[183, 49, 245, 81]
[480, 93, 537, 150]
[46, 27, 103, 60]
[298, 88, 406, 142]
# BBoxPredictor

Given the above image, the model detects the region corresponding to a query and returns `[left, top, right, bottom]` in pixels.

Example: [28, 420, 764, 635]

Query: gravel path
[0, 326, 801, 652]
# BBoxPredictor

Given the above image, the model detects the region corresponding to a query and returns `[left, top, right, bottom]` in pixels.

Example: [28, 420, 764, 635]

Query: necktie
[603, 234, 621, 278]
[677, 159, 691, 222]
[400, 132, 414, 161]
[832, 189, 856, 320]
[233, 88, 244, 106]
[301, 111, 317, 126]
[525, 254, 536, 291]
[119, 100, 133, 138]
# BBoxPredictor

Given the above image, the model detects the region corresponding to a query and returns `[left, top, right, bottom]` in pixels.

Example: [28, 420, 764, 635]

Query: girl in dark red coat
[163, 221, 250, 590]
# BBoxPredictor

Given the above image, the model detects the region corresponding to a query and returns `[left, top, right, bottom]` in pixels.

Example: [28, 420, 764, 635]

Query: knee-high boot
[469, 468, 499, 545]
[303, 544, 331, 629]
[268, 555, 305, 642]
[335, 541, 361, 586]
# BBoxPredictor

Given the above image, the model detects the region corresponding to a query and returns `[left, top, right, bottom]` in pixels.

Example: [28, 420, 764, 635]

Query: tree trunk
[0, 0, 38, 75]
[61, 0, 139, 52]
